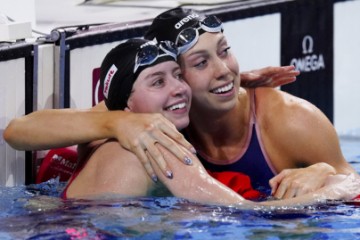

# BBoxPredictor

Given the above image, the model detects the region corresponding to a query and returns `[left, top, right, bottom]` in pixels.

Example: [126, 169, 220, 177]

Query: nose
[170, 78, 189, 97]
[213, 56, 231, 81]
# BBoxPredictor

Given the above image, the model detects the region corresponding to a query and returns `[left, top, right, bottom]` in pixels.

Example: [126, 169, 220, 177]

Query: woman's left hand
[269, 162, 336, 199]
[240, 65, 300, 88]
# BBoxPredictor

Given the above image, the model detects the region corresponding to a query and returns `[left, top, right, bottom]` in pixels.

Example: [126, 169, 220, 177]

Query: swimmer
[141, 7, 359, 198]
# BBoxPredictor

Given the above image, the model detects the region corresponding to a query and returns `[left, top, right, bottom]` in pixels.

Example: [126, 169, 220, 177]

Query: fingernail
[151, 175, 158, 183]
[184, 156, 192, 165]
[166, 171, 173, 179]
[190, 147, 197, 155]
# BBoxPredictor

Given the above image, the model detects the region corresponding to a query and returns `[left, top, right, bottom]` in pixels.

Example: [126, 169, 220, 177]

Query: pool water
[0, 137, 359, 240]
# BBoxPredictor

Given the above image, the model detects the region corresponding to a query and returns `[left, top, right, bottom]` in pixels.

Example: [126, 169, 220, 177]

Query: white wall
[0, 59, 26, 186]
[224, 13, 280, 72]
[334, 0, 360, 135]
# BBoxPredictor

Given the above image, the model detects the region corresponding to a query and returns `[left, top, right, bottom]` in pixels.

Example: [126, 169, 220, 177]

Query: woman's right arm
[3, 102, 195, 178]
[4, 102, 111, 150]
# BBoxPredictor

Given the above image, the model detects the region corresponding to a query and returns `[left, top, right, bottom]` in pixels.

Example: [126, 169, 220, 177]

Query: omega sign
[290, 35, 325, 72]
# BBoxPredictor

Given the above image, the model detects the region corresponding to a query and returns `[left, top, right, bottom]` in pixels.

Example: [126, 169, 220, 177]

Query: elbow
[3, 120, 22, 150]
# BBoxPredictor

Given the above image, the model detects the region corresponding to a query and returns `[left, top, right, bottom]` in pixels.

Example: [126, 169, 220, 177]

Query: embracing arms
[70, 139, 360, 207]
[3, 66, 298, 179]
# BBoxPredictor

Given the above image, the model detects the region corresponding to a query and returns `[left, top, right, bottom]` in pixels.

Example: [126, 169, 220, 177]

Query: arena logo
[174, 13, 199, 29]
[290, 35, 325, 72]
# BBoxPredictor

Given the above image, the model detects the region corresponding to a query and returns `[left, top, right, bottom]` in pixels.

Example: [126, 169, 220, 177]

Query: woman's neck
[186, 88, 252, 158]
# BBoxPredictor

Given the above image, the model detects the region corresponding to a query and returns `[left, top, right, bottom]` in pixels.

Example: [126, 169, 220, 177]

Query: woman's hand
[319, 173, 360, 200]
[269, 162, 336, 199]
[110, 112, 196, 181]
[240, 66, 299, 88]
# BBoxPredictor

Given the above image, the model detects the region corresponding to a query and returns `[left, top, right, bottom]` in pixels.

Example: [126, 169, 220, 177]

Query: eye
[194, 59, 207, 69]
[175, 72, 184, 81]
[219, 46, 231, 58]
[152, 78, 165, 87]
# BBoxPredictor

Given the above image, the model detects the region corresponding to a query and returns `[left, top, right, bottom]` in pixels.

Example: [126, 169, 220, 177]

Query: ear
[126, 97, 133, 112]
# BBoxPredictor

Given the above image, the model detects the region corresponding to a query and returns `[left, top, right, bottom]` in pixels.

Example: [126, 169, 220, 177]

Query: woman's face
[179, 32, 240, 114]
[127, 61, 192, 130]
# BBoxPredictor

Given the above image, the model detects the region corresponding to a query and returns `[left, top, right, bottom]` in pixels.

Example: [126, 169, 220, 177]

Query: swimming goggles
[134, 40, 178, 74]
[175, 15, 223, 54]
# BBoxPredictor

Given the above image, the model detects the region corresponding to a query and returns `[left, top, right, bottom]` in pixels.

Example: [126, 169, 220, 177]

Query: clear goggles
[175, 15, 223, 54]
[134, 40, 178, 74]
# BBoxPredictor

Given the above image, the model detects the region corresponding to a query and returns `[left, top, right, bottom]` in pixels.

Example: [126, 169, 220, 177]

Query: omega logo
[290, 35, 325, 72]
[302, 35, 313, 54]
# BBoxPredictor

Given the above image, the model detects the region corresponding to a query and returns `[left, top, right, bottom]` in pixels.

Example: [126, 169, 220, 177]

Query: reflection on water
[0, 138, 359, 239]
[1, 180, 360, 239]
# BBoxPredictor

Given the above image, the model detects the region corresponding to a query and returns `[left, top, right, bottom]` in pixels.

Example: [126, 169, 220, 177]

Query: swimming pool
[0, 137, 359, 240]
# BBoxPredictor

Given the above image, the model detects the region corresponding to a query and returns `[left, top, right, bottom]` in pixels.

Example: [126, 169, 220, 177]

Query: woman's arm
[4, 105, 108, 150]
[153, 145, 360, 207]
[3, 102, 195, 179]
[240, 66, 299, 88]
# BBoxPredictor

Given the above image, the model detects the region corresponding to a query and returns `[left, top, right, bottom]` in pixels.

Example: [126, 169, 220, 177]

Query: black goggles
[175, 15, 223, 54]
[134, 40, 178, 74]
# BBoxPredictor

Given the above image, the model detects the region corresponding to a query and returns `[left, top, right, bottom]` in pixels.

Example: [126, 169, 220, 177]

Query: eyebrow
[144, 72, 164, 81]
[186, 34, 226, 57]
[144, 65, 180, 80]
[217, 35, 226, 47]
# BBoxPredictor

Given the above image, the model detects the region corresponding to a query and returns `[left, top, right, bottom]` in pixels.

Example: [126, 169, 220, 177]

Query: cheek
[183, 70, 205, 91]
[229, 56, 240, 74]
[127, 91, 163, 113]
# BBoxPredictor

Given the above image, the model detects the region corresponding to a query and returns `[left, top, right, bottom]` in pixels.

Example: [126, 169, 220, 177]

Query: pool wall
[1, 0, 359, 186]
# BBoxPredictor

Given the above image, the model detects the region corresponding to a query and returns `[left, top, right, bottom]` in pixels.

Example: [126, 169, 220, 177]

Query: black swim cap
[145, 7, 205, 43]
[100, 38, 176, 110]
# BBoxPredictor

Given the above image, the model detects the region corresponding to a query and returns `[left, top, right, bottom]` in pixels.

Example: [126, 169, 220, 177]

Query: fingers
[269, 175, 282, 195]
[146, 141, 173, 177]
[139, 134, 175, 180]
[157, 120, 196, 154]
[272, 177, 312, 199]
[133, 142, 158, 183]
[270, 68, 299, 87]
[271, 76, 296, 88]
[270, 170, 298, 199]
[131, 131, 174, 181]
[152, 129, 194, 165]
[120, 113, 194, 181]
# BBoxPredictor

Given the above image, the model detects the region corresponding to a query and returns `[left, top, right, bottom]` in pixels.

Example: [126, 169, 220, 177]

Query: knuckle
[131, 138, 141, 148]
[174, 133, 184, 141]
[291, 180, 302, 188]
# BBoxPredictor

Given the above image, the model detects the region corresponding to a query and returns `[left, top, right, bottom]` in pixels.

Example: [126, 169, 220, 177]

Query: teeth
[212, 82, 234, 94]
[167, 102, 186, 111]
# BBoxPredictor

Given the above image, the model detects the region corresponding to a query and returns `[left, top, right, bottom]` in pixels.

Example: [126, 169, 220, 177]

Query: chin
[174, 118, 190, 131]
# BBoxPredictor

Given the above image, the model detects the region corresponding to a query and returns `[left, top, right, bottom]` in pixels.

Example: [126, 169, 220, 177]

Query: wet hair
[100, 38, 175, 110]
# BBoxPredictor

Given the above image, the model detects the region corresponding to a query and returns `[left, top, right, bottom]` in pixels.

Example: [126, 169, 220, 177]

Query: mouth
[165, 101, 187, 111]
[210, 82, 234, 94]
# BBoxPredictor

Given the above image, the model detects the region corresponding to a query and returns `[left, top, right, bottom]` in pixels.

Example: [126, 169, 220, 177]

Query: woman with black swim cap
[143, 7, 359, 199]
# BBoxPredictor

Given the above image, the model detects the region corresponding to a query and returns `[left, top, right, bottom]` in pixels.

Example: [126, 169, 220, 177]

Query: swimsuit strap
[249, 89, 257, 125]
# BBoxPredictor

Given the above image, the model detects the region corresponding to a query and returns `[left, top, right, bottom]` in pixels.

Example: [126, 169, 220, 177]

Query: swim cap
[145, 8, 223, 54]
[145, 7, 205, 43]
[100, 38, 177, 110]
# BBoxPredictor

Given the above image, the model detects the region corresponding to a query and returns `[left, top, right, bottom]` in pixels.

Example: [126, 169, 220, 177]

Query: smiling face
[179, 32, 240, 115]
[127, 61, 192, 130]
